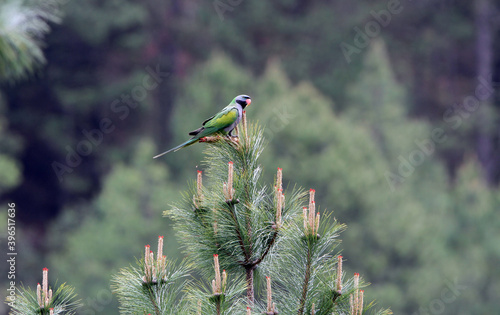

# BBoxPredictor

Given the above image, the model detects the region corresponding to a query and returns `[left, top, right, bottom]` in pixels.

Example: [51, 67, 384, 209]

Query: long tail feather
[153, 138, 198, 159]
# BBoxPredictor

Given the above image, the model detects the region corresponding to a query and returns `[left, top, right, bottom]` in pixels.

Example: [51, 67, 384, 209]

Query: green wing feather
[205, 106, 238, 127]
[197, 106, 238, 136]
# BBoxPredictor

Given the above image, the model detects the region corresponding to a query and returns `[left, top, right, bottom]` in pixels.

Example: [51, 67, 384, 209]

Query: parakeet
[153, 95, 251, 158]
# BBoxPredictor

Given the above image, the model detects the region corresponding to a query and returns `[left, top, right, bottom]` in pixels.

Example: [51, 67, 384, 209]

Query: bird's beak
[246, 99, 251, 106]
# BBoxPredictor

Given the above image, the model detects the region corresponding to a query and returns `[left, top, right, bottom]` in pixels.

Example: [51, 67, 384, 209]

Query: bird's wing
[192, 106, 238, 139]
[203, 105, 239, 129]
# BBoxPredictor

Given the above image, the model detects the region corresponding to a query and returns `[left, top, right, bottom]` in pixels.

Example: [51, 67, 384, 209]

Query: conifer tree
[162, 114, 389, 314]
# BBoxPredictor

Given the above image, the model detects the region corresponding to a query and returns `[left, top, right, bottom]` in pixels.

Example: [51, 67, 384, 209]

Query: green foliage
[345, 39, 431, 161]
[442, 159, 500, 314]
[0, 0, 61, 81]
[9, 282, 80, 315]
[341, 40, 453, 312]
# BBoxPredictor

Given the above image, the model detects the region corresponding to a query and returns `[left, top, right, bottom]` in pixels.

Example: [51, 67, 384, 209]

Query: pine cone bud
[213, 254, 221, 293]
[42, 268, 49, 307]
[222, 270, 227, 291]
[37, 283, 42, 307]
[157, 236, 164, 265]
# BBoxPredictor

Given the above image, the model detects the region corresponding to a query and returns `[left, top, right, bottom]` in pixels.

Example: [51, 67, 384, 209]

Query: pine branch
[251, 230, 278, 266]
[245, 267, 254, 305]
[297, 245, 313, 315]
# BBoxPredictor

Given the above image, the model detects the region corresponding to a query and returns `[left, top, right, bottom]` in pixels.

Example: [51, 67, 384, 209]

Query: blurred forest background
[1, 0, 500, 314]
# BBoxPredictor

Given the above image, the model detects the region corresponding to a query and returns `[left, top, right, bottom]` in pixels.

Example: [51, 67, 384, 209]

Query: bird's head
[234, 95, 251, 108]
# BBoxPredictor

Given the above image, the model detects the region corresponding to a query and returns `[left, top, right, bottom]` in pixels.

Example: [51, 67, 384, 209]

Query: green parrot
[153, 95, 251, 158]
